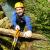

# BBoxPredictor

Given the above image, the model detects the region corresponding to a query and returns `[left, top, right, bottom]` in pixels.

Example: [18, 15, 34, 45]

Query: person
[11, 2, 32, 43]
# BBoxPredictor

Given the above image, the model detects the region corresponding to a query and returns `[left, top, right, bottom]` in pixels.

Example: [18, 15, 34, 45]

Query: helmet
[15, 2, 24, 8]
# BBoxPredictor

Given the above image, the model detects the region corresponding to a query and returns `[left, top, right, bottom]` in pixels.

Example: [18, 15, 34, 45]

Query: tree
[23, 0, 50, 33]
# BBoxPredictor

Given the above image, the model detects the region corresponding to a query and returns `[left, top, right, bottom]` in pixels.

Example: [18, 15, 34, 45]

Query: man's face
[16, 7, 24, 16]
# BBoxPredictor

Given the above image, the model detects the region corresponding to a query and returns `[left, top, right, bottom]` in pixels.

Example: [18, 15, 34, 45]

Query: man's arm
[11, 12, 20, 30]
[23, 16, 32, 38]
[11, 12, 17, 27]
[25, 16, 32, 31]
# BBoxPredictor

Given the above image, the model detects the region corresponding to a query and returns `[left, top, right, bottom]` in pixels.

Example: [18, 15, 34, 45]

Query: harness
[16, 16, 26, 31]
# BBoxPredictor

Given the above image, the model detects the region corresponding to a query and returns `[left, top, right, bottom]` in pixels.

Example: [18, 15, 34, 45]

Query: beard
[17, 12, 23, 17]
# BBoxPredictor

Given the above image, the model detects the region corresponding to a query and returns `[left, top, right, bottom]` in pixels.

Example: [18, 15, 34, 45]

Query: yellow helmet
[15, 2, 24, 8]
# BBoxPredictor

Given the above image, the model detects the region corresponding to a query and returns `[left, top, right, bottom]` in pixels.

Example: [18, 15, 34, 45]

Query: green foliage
[0, 0, 6, 3]
[7, 0, 23, 8]
[0, 11, 4, 19]
[24, 0, 50, 33]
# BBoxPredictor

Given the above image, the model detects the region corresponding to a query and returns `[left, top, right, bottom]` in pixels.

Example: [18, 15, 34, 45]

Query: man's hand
[23, 30, 32, 38]
[15, 25, 20, 30]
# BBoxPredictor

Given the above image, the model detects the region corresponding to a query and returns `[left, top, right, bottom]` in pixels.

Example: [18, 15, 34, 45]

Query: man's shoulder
[24, 15, 30, 19]
[12, 11, 18, 18]
[12, 11, 16, 15]
[24, 15, 30, 17]
[11, 11, 17, 19]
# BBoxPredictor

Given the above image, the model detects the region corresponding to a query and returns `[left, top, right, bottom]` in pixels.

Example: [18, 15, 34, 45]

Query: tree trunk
[0, 28, 47, 41]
